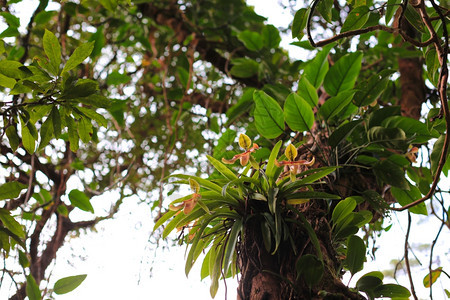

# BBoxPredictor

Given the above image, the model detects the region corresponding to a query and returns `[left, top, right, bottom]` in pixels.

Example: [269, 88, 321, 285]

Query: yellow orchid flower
[222, 133, 259, 167]
[275, 144, 315, 181]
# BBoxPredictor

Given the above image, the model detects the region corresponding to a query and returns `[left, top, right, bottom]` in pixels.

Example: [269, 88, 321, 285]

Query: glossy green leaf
[68, 189, 94, 213]
[61, 79, 98, 99]
[230, 58, 259, 78]
[341, 6, 370, 33]
[332, 197, 357, 226]
[77, 107, 108, 127]
[373, 160, 409, 190]
[0, 208, 25, 238]
[61, 41, 94, 74]
[303, 43, 334, 88]
[329, 120, 363, 148]
[324, 52, 363, 96]
[38, 115, 54, 151]
[367, 126, 408, 151]
[345, 235, 365, 276]
[26, 275, 41, 300]
[319, 90, 355, 120]
[237, 30, 263, 51]
[0, 181, 27, 201]
[266, 140, 283, 182]
[66, 116, 79, 152]
[374, 284, 411, 298]
[20, 116, 36, 154]
[297, 76, 318, 108]
[262, 25, 281, 48]
[353, 70, 394, 107]
[89, 26, 105, 58]
[0, 12, 20, 28]
[207, 155, 238, 181]
[0, 73, 16, 88]
[386, 0, 402, 24]
[423, 267, 442, 288]
[430, 135, 445, 175]
[5, 126, 20, 151]
[54, 274, 87, 294]
[404, 4, 425, 33]
[284, 93, 314, 132]
[296, 254, 324, 286]
[253, 90, 285, 139]
[50, 106, 61, 138]
[291, 8, 309, 39]
[391, 184, 427, 215]
[107, 71, 131, 86]
[78, 117, 93, 143]
[43, 29, 61, 75]
[356, 275, 383, 292]
[383, 115, 437, 144]
[317, 0, 332, 23]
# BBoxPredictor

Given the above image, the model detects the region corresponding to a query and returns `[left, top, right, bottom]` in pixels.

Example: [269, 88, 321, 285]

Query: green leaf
[20, 116, 36, 154]
[332, 197, 357, 227]
[253, 90, 285, 139]
[230, 58, 259, 78]
[68, 189, 94, 213]
[266, 140, 283, 182]
[329, 120, 363, 148]
[303, 43, 334, 88]
[430, 134, 446, 176]
[5, 126, 20, 152]
[223, 219, 241, 274]
[54, 274, 87, 294]
[237, 30, 263, 51]
[297, 76, 318, 108]
[317, 0, 333, 23]
[0, 60, 24, 79]
[374, 284, 411, 298]
[99, 0, 117, 12]
[404, 4, 425, 33]
[296, 254, 324, 286]
[0, 73, 16, 88]
[324, 52, 363, 96]
[0, 208, 25, 238]
[206, 155, 238, 182]
[38, 115, 54, 151]
[0, 12, 20, 28]
[319, 90, 355, 120]
[43, 29, 61, 75]
[367, 126, 408, 151]
[50, 106, 61, 138]
[291, 8, 310, 39]
[61, 79, 98, 99]
[26, 275, 41, 300]
[78, 117, 93, 143]
[391, 184, 427, 215]
[386, 0, 402, 24]
[107, 71, 131, 85]
[66, 116, 79, 152]
[89, 26, 105, 58]
[77, 106, 108, 127]
[356, 275, 383, 293]
[345, 235, 365, 276]
[341, 6, 370, 33]
[61, 41, 94, 74]
[262, 25, 281, 48]
[284, 93, 314, 132]
[373, 160, 409, 190]
[353, 70, 394, 107]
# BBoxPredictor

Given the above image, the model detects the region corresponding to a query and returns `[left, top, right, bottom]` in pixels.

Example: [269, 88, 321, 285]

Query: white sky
[0, 1, 449, 300]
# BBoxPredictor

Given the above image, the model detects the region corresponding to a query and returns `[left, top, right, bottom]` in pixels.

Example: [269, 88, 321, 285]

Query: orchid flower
[169, 178, 201, 214]
[275, 144, 315, 181]
[406, 146, 419, 163]
[222, 133, 259, 167]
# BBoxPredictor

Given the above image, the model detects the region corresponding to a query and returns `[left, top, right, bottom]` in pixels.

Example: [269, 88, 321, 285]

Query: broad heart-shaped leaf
[43, 29, 61, 75]
[253, 90, 285, 139]
[291, 8, 309, 39]
[61, 41, 94, 74]
[345, 235, 365, 276]
[373, 284, 411, 298]
[356, 275, 383, 292]
[319, 90, 355, 121]
[26, 275, 41, 300]
[353, 69, 394, 107]
[373, 160, 410, 190]
[0, 208, 25, 238]
[324, 52, 363, 96]
[386, 0, 402, 24]
[230, 58, 259, 78]
[332, 197, 357, 227]
[295, 254, 324, 287]
[0, 181, 27, 200]
[297, 76, 318, 108]
[391, 184, 427, 215]
[284, 93, 314, 132]
[68, 189, 94, 213]
[423, 267, 442, 288]
[54, 274, 87, 294]
[237, 30, 263, 51]
[340, 6, 370, 33]
[303, 43, 334, 88]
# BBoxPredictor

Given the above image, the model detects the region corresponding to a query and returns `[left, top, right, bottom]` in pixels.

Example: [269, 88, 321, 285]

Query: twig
[23, 154, 35, 206]
[404, 212, 418, 300]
